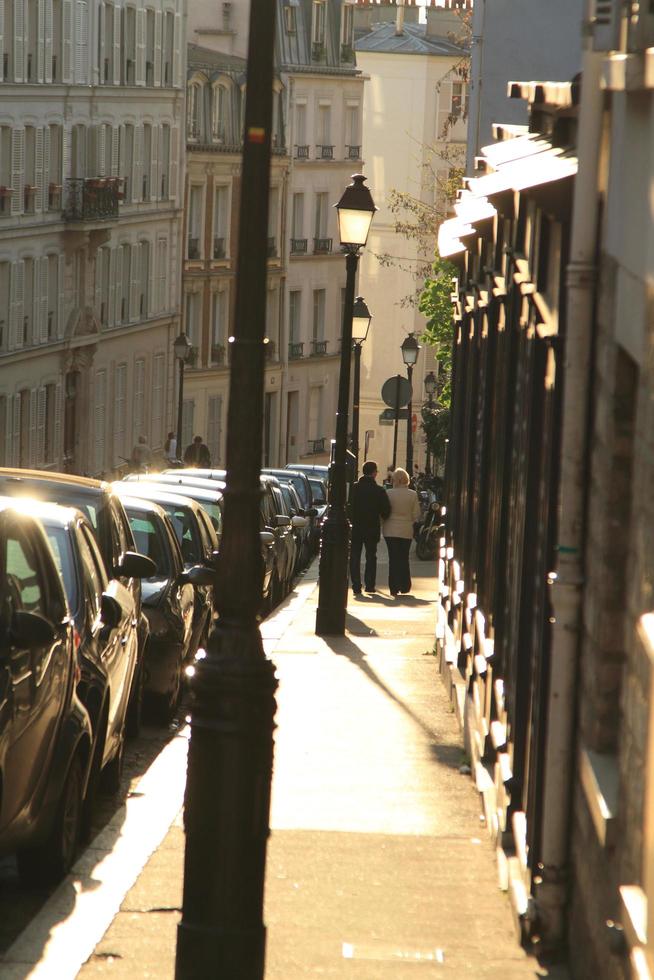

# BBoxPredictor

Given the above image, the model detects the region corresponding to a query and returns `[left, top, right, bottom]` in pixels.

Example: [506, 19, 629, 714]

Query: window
[123, 4, 136, 83]
[188, 185, 202, 258]
[134, 358, 145, 436]
[23, 258, 34, 345]
[0, 397, 7, 465]
[312, 289, 325, 342]
[151, 352, 164, 447]
[213, 184, 228, 258]
[289, 290, 301, 344]
[0, 263, 9, 347]
[211, 291, 227, 354]
[142, 124, 152, 199]
[121, 123, 134, 200]
[188, 82, 202, 140]
[94, 369, 106, 472]
[345, 102, 359, 154]
[41, 384, 56, 465]
[98, 247, 110, 325]
[341, 4, 354, 51]
[451, 81, 469, 120]
[266, 288, 278, 343]
[212, 85, 227, 142]
[114, 363, 127, 463]
[309, 386, 323, 440]
[157, 237, 168, 310]
[184, 292, 200, 360]
[317, 104, 331, 148]
[18, 388, 30, 467]
[160, 123, 170, 197]
[284, 3, 297, 33]
[207, 395, 222, 466]
[311, 1, 326, 45]
[5, 527, 45, 614]
[181, 399, 194, 448]
[292, 192, 304, 238]
[139, 240, 149, 316]
[48, 254, 58, 337]
[268, 186, 279, 250]
[314, 192, 328, 237]
[117, 243, 130, 321]
[295, 101, 307, 150]
[145, 7, 155, 85]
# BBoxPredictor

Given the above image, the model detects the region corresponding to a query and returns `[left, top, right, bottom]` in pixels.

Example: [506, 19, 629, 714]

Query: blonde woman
[383, 467, 421, 596]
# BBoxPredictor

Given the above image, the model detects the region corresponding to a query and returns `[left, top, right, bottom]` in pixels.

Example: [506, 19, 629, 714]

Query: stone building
[436, 1, 654, 977]
[182, 0, 364, 467]
[0, 0, 186, 476]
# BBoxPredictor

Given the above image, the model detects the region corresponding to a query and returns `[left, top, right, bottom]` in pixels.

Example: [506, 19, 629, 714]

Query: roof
[355, 22, 465, 56]
[0, 468, 108, 492]
[0, 495, 81, 527]
[187, 43, 247, 75]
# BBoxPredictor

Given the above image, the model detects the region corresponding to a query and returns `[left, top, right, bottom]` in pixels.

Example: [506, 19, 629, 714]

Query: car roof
[118, 495, 167, 518]
[0, 495, 82, 528]
[165, 468, 226, 481]
[113, 482, 205, 514]
[128, 474, 224, 497]
[0, 467, 108, 492]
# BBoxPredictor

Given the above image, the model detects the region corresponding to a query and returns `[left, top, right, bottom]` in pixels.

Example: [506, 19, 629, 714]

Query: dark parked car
[119, 497, 212, 721]
[277, 482, 310, 573]
[30, 500, 138, 817]
[114, 483, 218, 659]
[306, 475, 328, 551]
[0, 501, 93, 884]
[0, 470, 155, 736]
[125, 473, 224, 543]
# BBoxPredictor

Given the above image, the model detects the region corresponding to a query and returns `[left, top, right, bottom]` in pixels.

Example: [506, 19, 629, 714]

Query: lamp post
[351, 295, 372, 478]
[316, 174, 376, 636]
[173, 332, 192, 459]
[423, 370, 437, 477]
[401, 333, 420, 478]
[175, 0, 277, 973]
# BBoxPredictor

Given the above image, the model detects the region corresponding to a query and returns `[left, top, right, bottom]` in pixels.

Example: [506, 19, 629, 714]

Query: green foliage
[419, 256, 457, 408]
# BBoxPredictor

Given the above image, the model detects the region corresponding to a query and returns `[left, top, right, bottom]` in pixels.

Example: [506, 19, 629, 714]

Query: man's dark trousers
[350, 529, 379, 593]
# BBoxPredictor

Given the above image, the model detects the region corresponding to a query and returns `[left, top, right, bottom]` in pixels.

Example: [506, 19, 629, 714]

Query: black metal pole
[351, 341, 362, 478]
[392, 374, 400, 470]
[175, 0, 277, 974]
[424, 392, 433, 476]
[316, 248, 359, 636]
[176, 357, 184, 459]
[406, 364, 414, 476]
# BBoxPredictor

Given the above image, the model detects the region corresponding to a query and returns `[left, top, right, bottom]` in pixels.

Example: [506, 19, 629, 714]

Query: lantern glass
[174, 333, 192, 362]
[401, 334, 420, 367]
[335, 174, 377, 248]
[351, 296, 372, 343]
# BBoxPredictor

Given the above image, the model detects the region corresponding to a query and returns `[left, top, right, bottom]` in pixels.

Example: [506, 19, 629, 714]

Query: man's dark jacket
[350, 476, 391, 541]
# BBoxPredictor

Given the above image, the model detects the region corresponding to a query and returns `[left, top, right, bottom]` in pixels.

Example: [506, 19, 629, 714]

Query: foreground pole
[175, 0, 277, 975]
[351, 341, 362, 477]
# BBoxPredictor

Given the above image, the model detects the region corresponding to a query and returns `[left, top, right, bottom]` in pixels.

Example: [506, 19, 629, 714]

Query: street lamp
[401, 333, 420, 478]
[424, 370, 437, 476]
[316, 174, 376, 636]
[351, 295, 372, 478]
[173, 331, 192, 459]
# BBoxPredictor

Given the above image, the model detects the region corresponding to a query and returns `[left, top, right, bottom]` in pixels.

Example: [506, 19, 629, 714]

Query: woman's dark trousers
[385, 537, 412, 594]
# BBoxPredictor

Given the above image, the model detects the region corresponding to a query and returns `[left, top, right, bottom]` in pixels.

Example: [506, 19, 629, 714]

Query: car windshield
[171, 492, 222, 535]
[309, 479, 327, 504]
[157, 504, 201, 565]
[125, 511, 173, 577]
[285, 476, 309, 508]
[43, 524, 79, 616]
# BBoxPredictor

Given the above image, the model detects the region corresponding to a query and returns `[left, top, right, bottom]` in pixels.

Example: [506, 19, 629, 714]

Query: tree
[418, 256, 457, 472]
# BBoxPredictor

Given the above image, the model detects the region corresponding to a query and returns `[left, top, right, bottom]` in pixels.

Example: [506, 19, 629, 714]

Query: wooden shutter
[0, 0, 5, 82]
[36, 387, 46, 463]
[94, 248, 103, 318]
[39, 256, 48, 342]
[112, 2, 120, 83]
[11, 393, 21, 466]
[14, 0, 24, 82]
[153, 8, 161, 86]
[94, 370, 106, 473]
[62, 0, 72, 83]
[169, 125, 178, 200]
[75, 0, 89, 84]
[11, 261, 24, 349]
[133, 357, 145, 433]
[110, 124, 119, 175]
[172, 10, 180, 86]
[151, 352, 163, 447]
[53, 381, 62, 467]
[29, 389, 37, 466]
[150, 124, 158, 201]
[34, 127, 44, 211]
[57, 253, 65, 338]
[158, 237, 167, 311]
[136, 5, 145, 85]
[96, 124, 105, 176]
[108, 246, 116, 325]
[44, 0, 52, 81]
[62, 123, 71, 181]
[129, 243, 140, 320]
[132, 124, 143, 202]
[37, 0, 45, 81]
[10, 128, 24, 215]
[42, 124, 51, 211]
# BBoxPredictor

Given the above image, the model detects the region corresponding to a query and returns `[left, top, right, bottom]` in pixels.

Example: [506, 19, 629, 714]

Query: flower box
[0, 186, 13, 197]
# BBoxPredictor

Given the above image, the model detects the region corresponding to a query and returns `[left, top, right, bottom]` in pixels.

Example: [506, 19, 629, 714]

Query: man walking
[349, 460, 390, 595]
[183, 435, 211, 468]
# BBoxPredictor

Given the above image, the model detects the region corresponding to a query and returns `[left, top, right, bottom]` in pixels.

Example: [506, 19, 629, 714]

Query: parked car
[125, 472, 224, 543]
[269, 484, 299, 592]
[278, 482, 311, 571]
[286, 463, 330, 480]
[306, 475, 328, 551]
[15, 499, 138, 832]
[114, 483, 218, 660]
[0, 470, 155, 737]
[262, 468, 315, 513]
[0, 500, 93, 884]
[119, 497, 212, 721]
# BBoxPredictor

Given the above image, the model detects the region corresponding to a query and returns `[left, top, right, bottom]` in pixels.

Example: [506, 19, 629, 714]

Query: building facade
[0, 0, 186, 477]
[182, 0, 364, 467]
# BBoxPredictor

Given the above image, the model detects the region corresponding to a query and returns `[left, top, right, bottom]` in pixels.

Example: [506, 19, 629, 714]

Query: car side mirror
[275, 514, 291, 528]
[259, 531, 275, 546]
[180, 565, 215, 587]
[291, 515, 308, 529]
[115, 551, 156, 579]
[11, 610, 56, 649]
[100, 593, 123, 630]
[307, 507, 319, 518]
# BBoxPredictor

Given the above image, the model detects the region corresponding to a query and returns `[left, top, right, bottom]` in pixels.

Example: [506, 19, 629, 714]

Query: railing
[213, 236, 225, 259]
[346, 145, 361, 160]
[341, 43, 354, 61]
[211, 344, 225, 365]
[24, 185, 37, 214]
[289, 342, 304, 360]
[267, 236, 277, 257]
[291, 238, 308, 254]
[146, 61, 154, 85]
[317, 145, 334, 160]
[311, 340, 328, 356]
[187, 345, 199, 367]
[64, 177, 120, 222]
[309, 437, 326, 454]
[311, 42, 324, 61]
[188, 237, 200, 260]
[295, 145, 309, 159]
[264, 340, 276, 360]
[313, 237, 332, 254]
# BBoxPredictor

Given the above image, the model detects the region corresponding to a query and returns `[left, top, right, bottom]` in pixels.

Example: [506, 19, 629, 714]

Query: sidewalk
[7, 552, 556, 978]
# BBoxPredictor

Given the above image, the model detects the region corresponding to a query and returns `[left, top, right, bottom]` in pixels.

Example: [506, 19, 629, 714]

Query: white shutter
[53, 382, 62, 467]
[14, 0, 24, 82]
[150, 124, 158, 201]
[172, 11, 180, 87]
[110, 124, 119, 175]
[153, 8, 161, 86]
[10, 128, 24, 215]
[29, 389, 37, 467]
[94, 248, 103, 317]
[114, 244, 123, 321]
[39, 256, 48, 342]
[130, 243, 140, 320]
[11, 261, 24, 349]
[158, 238, 167, 311]
[135, 5, 145, 85]
[62, 0, 72, 83]
[94, 371, 106, 473]
[42, 124, 50, 211]
[151, 353, 163, 446]
[36, 0, 45, 81]
[108, 246, 116, 325]
[34, 127, 44, 211]
[44, 0, 52, 82]
[62, 123, 71, 180]
[133, 358, 145, 433]
[169, 125, 178, 201]
[74, 0, 88, 84]
[132, 124, 143, 202]
[12, 393, 21, 467]
[36, 387, 46, 463]
[97, 124, 106, 176]
[57, 253, 65, 338]
[112, 2, 121, 84]
[0, 0, 5, 82]
[8, 262, 17, 351]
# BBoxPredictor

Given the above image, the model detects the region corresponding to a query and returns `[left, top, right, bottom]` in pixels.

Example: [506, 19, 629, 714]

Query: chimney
[395, 0, 405, 35]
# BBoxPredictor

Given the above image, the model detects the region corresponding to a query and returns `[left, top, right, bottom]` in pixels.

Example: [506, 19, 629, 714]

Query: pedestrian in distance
[383, 467, 421, 597]
[349, 460, 390, 595]
[183, 435, 211, 467]
[129, 435, 151, 471]
[164, 431, 178, 462]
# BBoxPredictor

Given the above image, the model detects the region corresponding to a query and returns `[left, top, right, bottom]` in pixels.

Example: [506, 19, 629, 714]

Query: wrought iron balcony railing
[291, 238, 308, 254]
[311, 340, 328, 356]
[211, 344, 226, 365]
[289, 342, 304, 360]
[309, 437, 326, 454]
[64, 177, 120, 222]
[317, 145, 334, 160]
[295, 145, 309, 159]
[188, 237, 200, 260]
[346, 145, 361, 160]
[313, 237, 332, 254]
[213, 236, 225, 259]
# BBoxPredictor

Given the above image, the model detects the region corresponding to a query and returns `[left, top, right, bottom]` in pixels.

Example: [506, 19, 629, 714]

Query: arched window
[187, 82, 202, 140]
[212, 84, 228, 143]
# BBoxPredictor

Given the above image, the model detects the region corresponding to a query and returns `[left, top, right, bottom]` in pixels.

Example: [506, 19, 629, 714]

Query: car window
[288, 476, 309, 508]
[195, 508, 217, 553]
[125, 510, 173, 577]
[113, 500, 135, 553]
[5, 524, 46, 616]
[76, 527, 104, 621]
[44, 525, 79, 616]
[198, 502, 222, 537]
[80, 524, 109, 591]
[157, 505, 200, 564]
[309, 479, 327, 504]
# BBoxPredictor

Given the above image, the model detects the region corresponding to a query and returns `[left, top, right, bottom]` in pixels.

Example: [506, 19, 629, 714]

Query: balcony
[211, 343, 226, 365]
[295, 145, 309, 159]
[289, 342, 304, 360]
[267, 236, 277, 258]
[187, 237, 200, 260]
[309, 437, 326, 454]
[346, 145, 361, 160]
[341, 43, 354, 62]
[291, 238, 308, 254]
[64, 178, 120, 222]
[311, 41, 325, 61]
[213, 236, 226, 259]
[317, 145, 334, 160]
[264, 340, 276, 361]
[187, 345, 199, 367]
[311, 340, 328, 356]
[313, 237, 332, 254]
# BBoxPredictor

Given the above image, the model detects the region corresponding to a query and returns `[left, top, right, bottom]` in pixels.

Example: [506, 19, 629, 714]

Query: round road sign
[381, 374, 411, 409]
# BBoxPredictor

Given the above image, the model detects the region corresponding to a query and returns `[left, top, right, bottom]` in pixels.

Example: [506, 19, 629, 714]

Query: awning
[480, 134, 552, 169]
[438, 217, 472, 258]
[498, 151, 577, 191]
[454, 193, 497, 225]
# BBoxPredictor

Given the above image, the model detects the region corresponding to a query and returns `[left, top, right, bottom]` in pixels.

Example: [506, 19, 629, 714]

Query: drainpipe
[465, 0, 485, 175]
[533, 4, 605, 948]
